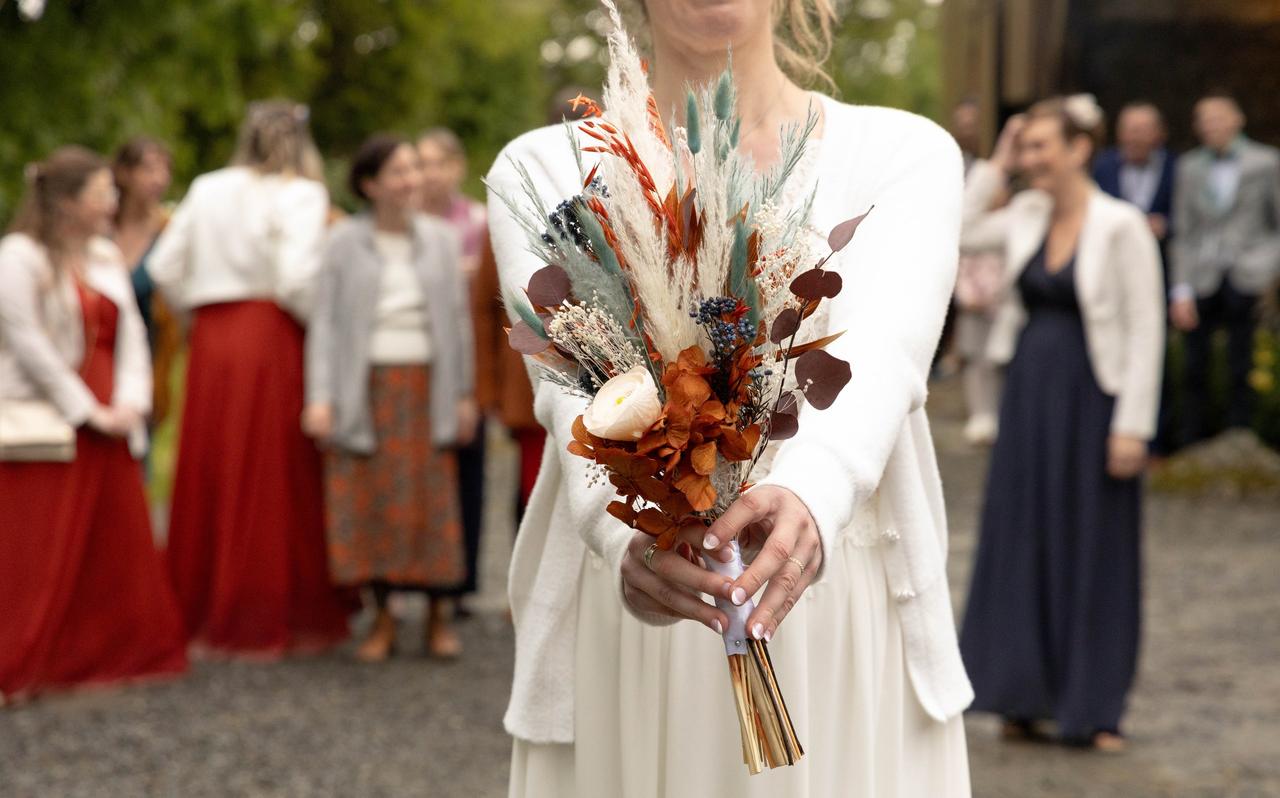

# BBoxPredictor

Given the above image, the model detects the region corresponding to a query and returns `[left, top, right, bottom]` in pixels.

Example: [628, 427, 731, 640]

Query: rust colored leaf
[571, 415, 594, 447]
[676, 346, 714, 373]
[674, 472, 717, 512]
[636, 476, 671, 502]
[769, 412, 799, 440]
[508, 322, 550, 355]
[672, 373, 712, 406]
[827, 208, 872, 252]
[607, 501, 637, 526]
[567, 441, 594, 459]
[770, 307, 801, 343]
[691, 441, 718, 475]
[526, 265, 572, 307]
[795, 349, 852, 410]
[787, 330, 846, 358]
[718, 425, 760, 461]
[636, 428, 668, 455]
[666, 404, 693, 449]
[696, 399, 727, 423]
[636, 508, 679, 541]
[596, 447, 660, 480]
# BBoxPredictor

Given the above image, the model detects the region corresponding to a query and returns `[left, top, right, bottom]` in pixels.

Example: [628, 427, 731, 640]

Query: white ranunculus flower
[583, 365, 663, 441]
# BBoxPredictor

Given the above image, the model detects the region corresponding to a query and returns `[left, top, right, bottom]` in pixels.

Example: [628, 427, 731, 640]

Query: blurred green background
[0, 0, 944, 219]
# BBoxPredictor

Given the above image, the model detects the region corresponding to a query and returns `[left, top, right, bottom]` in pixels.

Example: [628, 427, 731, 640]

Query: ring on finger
[786, 555, 806, 576]
[643, 542, 660, 571]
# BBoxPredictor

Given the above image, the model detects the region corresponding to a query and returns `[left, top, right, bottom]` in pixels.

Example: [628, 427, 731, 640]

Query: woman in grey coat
[303, 134, 477, 661]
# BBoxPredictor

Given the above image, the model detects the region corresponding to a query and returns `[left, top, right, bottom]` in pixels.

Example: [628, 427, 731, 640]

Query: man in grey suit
[1170, 94, 1280, 444]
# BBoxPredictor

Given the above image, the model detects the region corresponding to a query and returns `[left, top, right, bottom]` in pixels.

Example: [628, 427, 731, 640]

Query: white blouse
[148, 166, 329, 321]
[368, 231, 432, 365]
[488, 96, 973, 744]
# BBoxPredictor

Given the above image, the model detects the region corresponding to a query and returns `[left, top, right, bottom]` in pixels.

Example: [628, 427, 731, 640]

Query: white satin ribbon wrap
[704, 539, 755, 656]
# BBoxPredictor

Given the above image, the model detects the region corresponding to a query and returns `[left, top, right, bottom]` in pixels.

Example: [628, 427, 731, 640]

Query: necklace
[737, 75, 792, 145]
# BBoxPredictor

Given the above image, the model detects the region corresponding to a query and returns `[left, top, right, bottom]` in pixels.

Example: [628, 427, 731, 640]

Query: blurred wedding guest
[1094, 102, 1179, 454]
[958, 97, 1165, 752]
[304, 135, 474, 660]
[938, 98, 986, 379]
[0, 147, 187, 700]
[417, 128, 485, 612]
[149, 100, 350, 657]
[1094, 102, 1177, 262]
[1170, 93, 1280, 445]
[954, 179, 1007, 446]
[952, 97, 983, 172]
[111, 137, 182, 429]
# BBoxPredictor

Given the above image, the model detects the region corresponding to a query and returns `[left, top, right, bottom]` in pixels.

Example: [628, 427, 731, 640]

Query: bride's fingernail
[702, 533, 718, 550]
[751, 623, 765, 640]
[722, 582, 734, 599]
[764, 628, 773, 643]
[711, 618, 724, 634]
[731, 587, 747, 606]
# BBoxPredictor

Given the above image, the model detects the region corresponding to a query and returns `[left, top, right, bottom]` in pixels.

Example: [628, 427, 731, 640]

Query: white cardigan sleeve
[959, 160, 1014, 253]
[755, 119, 964, 579]
[1109, 210, 1166, 439]
[147, 181, 196, 310]
[272, 179, 330, 322]
[0, 235, 97, 425]
[486, 141, 677, 626]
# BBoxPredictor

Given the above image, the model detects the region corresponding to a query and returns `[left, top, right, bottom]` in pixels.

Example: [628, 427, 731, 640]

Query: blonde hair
[1026, 94, 1107, 161]
[231, 99, 324, 181]
[620, 0, 838, 89]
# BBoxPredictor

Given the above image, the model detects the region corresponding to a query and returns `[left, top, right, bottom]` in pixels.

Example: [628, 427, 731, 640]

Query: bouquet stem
[706, 540, 804, 774]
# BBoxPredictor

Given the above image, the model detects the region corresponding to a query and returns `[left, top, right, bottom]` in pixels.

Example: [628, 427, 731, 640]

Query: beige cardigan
[488, 97, 974, 744]
[0, 233, 152, 457]
[961, 161, 1166, 440]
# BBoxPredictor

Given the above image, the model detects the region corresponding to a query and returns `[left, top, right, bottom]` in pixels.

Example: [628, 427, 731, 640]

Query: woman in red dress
[148, 101, 351, 657]
[0, 147, 188, 702]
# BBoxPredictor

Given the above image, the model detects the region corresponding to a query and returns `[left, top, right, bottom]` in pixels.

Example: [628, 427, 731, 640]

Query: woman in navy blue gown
[957, 96, 1166, 752]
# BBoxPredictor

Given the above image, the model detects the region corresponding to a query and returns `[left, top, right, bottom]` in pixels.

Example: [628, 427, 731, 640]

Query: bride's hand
[702, 486, 823, 643]
[620, 527, 735, 633]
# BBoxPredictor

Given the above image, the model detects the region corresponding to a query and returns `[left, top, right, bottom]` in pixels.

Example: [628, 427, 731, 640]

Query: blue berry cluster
[542, 198, 591, 250]
[691, 296, 757, 363]
[585, 175, 610, 198]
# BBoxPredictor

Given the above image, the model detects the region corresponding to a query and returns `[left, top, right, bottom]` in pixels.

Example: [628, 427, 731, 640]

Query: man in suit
[1095, 101, 1178, 267]
[1095, 101, 1179, 453]
[1170, 94, 1280, 444]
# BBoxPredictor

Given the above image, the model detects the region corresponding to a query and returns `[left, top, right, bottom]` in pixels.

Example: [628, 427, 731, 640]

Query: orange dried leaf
[636, 476, 671, 503]
[607, 501, 637, 525]
[718, 425, 761, 461]
[567, 441, 594, 459]
[637, 508, 679, 540]
[571, 415, 594, 446]
[674, 471, 717, 512]
[691, 441, 718, 475]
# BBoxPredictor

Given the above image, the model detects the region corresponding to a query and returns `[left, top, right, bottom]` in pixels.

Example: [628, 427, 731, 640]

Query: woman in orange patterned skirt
[304, 135, 477, 661]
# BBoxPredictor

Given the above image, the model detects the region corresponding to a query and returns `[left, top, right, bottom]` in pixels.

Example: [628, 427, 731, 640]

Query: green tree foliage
[0, 0, 940, 221]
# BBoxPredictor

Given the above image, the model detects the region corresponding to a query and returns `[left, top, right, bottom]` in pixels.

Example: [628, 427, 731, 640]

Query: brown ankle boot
[426, 599, 462, 660]
[356, 609, 397, 663]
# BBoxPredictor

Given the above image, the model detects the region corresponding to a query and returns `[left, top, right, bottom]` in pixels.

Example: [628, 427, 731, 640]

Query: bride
[487, 1, 973, 795]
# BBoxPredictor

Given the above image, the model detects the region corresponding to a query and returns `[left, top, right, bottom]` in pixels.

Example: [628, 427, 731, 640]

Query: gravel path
[2, 381, 1277, 798]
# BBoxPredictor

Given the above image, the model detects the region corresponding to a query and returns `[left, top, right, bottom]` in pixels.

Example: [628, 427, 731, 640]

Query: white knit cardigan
[487, 95, 974, 744]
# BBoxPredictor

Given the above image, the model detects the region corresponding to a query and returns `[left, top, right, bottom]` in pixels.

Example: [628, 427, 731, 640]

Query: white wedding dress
[509, 497, 971, 798]
[496, 96, 973, 798]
